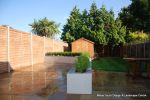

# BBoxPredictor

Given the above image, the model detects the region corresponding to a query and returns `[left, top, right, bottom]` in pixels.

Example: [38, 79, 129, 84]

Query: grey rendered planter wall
[67, 68, 92, 94]
[45, 56, 78, 64]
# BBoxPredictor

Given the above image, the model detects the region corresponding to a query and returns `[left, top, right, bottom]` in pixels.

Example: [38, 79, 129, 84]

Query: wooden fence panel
[0, 27, 8, 73]
[123, 42, 150, 58]
[145, 42, 150, 58]
[0, 26, 68, 73]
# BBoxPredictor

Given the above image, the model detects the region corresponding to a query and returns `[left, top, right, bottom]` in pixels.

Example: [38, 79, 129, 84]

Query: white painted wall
[67, 68, 92, 94]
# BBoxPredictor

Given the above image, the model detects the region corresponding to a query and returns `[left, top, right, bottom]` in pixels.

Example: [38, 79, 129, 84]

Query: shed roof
[71, 37, 94, 44]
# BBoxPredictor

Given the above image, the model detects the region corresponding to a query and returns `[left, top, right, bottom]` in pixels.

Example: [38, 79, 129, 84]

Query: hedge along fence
[46, 52, 81, 56]
[0, 26, 68, 73]
[123, 42, 150, 58]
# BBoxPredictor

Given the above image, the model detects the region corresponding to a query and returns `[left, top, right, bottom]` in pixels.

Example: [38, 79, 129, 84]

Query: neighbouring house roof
[71, 37, 94, 44]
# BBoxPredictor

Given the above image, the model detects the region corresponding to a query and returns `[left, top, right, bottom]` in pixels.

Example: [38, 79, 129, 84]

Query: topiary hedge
[46, 52, 81, 56]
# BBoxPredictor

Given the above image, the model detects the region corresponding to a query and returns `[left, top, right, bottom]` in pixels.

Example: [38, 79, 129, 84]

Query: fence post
[43, 36, 45, 57]
[7, 26, 11, 99]
[20, 32, 23, 69]
[136, 44, 137, 57]
[127, 45, 128, 57]
[7, 26, 10, 72]
[52, 39, 54, 52]
[144, 43, 145, 58]
[30, 33, 33, 71]
[130, 43, 131, 57]
[126, 45, 127, 57]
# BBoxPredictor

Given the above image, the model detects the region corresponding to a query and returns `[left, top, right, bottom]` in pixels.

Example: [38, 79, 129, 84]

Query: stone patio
[0, 62, 150, 100]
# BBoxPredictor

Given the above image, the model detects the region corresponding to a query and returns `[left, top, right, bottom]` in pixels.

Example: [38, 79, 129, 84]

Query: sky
[0, 0, 131, 36]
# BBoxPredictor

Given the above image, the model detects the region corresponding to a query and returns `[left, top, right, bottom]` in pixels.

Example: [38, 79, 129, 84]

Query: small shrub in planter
[75, 52, 90, 73]
[67, 52, 92, 94]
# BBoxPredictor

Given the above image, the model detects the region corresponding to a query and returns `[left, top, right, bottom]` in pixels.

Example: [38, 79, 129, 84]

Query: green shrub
[127, 31, 149, 43]
[75, 52, 90, 73]
[46, 52, 81, 56]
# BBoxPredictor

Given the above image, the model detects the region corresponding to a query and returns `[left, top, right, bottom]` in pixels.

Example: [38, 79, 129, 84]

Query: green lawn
[92, 58, 129, 72]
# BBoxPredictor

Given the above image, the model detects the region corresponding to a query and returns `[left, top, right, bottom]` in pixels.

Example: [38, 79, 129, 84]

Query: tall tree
[119, 0, 150, 33]
[61, 2, 126, 50]
[61, 6, 81, 42]
[80, 9, 90, 39]
[29, 17, 60, 38]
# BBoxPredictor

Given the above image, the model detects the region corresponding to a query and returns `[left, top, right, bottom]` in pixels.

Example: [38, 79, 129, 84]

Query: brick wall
[0, 26, 68, 73]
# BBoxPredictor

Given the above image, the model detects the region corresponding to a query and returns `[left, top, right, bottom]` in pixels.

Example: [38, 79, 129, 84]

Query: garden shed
[71, 38, 94, 58]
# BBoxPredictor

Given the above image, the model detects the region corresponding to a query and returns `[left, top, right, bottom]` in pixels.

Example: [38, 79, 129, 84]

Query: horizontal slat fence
[0, 26, 68, 73]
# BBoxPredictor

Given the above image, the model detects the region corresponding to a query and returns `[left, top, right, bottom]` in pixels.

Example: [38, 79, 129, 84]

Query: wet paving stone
[92, 71, 150, 100]
[0, 63, 150, 100]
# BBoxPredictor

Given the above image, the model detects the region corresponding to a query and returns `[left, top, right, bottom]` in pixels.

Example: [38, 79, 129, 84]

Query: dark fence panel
[96, 42, 150, 58]
[97, 45, 123, 57]
[145, 42, 150, 58]
[123, 42, 150, 58]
